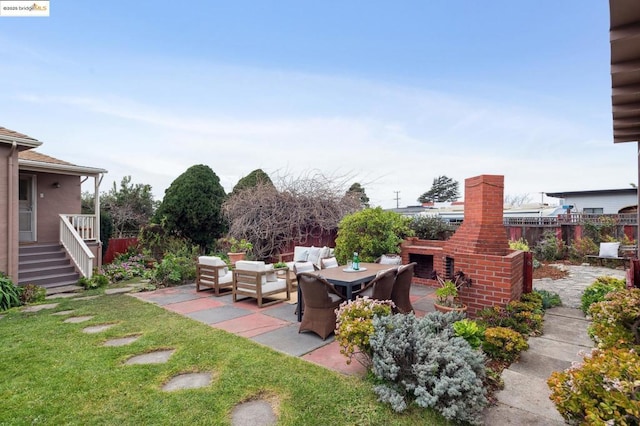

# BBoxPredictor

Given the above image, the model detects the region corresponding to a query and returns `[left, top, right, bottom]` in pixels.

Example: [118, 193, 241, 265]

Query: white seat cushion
[238, 278, 287, 294]
[264, 264, 278, 282]
[235, 260, 266, 272]
[198, 256, 227, 267]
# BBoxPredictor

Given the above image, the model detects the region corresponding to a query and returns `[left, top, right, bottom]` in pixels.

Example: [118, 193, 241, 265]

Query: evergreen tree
[347, 182, 370, 208]
[231, 169, 274, 195]
[154, 164, 227, 251]
[418, 175, 460, 203]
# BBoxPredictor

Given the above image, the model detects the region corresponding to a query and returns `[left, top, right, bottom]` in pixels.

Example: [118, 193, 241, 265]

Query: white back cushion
[307, 246, 322, 269]
[380, 254, 402, 265]
[599, 242, 620, 258]
[293, 246, 309, 262]
[293, 261, 315, 273]
[235, 260, 266, 272]
[198, 256, 227, 267]
[321, 257, 339, 269]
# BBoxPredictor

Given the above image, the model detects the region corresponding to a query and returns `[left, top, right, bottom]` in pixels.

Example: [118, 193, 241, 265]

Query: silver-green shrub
[370, 312, 487, 425]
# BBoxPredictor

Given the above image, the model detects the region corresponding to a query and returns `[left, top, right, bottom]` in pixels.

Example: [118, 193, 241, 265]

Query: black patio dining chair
[296, 272, 346, 340]
[355, 267, 398, 301]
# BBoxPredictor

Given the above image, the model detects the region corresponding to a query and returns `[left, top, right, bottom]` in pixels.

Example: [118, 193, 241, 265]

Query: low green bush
[370, 312, 487, 425]
[588, 288, 640, 349]
[532, 288, 562, 309]
[533, 230, 566, 261]
[568, 236, 598, 262]
[18, 284, 46, 304]
[453, 318, 485, 349]
[548, 348, 640, 425]
[78, 273, 110, 290]
[0, 273, 21, 311]
[482, 326, 528, 363]
[508, 238, 529, 251]
[151, 253, 196, 286]
[580, 276, 626, 314]
[477, 300, 543, 337]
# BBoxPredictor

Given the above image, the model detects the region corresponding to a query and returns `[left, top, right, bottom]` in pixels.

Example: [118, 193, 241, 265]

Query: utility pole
[393, 191, 401, 208]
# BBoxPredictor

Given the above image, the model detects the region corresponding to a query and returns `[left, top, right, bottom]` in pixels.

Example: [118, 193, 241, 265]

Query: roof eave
[18, 159, 108, 176]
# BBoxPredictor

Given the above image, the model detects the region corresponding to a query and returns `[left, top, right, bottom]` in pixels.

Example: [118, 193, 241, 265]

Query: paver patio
[133, 282, 437, 375]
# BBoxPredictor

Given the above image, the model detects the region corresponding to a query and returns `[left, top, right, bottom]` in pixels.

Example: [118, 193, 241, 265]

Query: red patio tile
[231, 298, 291, 312]
[213, 313, 290, 338]
[165, 298, 225, 314]
[302, 341, 367, 377]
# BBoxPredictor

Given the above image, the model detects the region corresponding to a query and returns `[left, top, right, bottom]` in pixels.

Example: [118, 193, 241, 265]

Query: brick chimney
[445, 175, 509, 256]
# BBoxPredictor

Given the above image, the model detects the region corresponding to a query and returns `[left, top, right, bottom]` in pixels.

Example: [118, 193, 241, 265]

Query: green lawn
[0, 292, 452, 425]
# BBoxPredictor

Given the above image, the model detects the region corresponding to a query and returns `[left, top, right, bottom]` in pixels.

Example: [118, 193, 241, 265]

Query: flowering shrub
[334, 297, 394, 365]
[482, 326, 528, 363]
[101, 253, 150, 282]
[151, 253, 196, 287]
[568, 236, 598, 262]
[370, 312, 487, 425]
[548, 348, 640, 425]
[508, 238, 529, 251]
[588, 288, 640, 349]
[580, 276, 626, 314]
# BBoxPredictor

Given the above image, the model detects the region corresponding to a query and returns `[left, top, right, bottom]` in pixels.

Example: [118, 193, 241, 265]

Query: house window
[583, 208, 603, 214]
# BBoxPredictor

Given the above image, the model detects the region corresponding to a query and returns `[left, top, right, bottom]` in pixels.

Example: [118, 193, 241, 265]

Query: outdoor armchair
[232, 260, 290, 307]
[356, 267, 397, 301]
[297, 272, 346, 340]
[391, 262, 416, 314]
[196, 256, 233, 296]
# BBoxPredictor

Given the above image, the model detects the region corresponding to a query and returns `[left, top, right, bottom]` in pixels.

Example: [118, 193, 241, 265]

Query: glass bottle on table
[352, 252, 360, 271]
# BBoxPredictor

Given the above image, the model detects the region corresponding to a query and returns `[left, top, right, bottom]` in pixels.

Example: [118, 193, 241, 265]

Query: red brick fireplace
[401, 175, 526, 316]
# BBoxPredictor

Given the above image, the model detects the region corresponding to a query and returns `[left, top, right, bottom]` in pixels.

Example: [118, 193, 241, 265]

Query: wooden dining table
[296, 262, 395, 321]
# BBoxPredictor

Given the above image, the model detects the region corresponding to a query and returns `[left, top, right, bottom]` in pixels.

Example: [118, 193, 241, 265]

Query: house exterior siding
[31, 172, 82, 243]
[551, 192, 637, 214]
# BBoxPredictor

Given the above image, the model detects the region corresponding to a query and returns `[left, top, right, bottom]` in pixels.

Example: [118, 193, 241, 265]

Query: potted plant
[431, 270, 472, 313]
[220, 237, 253, 264]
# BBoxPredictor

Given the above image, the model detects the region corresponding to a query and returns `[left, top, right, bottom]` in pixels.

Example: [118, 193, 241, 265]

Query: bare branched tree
[504, 193, 532, 207]
[222, 171, 362, 260]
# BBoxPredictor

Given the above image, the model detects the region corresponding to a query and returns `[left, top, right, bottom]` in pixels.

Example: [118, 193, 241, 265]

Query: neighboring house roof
[546, 188, 637, 198]
[0, 126, 42, 149]
[19, 150, 107, 176]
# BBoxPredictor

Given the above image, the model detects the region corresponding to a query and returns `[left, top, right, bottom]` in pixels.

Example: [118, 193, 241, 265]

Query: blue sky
[1, 1, 635, 208]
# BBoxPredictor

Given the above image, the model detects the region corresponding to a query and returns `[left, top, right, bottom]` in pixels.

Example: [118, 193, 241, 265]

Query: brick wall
[401, 175, 526, 317]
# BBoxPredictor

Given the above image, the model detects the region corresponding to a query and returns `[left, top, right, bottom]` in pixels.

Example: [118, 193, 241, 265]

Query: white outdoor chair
[232, 260, 290, 307]
[196, 256, 233, 296]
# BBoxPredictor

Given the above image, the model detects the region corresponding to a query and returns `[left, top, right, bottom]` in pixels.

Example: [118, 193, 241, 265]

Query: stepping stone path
[74, 296, 100, 301]
[125, 349, 175, 365]
[105, 287, 134, 295]
[22, 303, 59, 313]
[51, 310, 75, 316]
[64, 316, 94, 323]
[83, 323, 116, 334]
[103, 335, 141, 347]
[231, 400, 277, 426]
[46, 293, 78, 300]
[162, 372, 213, 391]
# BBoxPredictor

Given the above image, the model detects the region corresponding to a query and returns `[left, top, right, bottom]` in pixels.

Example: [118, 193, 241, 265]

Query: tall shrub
[409, 215, 454, 240]
[154, 165, 227, 252]
[334, 207, 414, 263]
[0, 273, 21, 311]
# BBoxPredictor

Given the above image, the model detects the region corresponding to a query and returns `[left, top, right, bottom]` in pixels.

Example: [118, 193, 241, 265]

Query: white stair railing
[63, 214, 97, 240]
[59, 215, 95, 279]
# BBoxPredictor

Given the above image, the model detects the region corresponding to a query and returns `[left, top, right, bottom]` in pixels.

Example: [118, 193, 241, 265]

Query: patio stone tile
[302, 340, 367, 377]
[251, 324, 332, 357]
[144, 293, 202, 306]
[162, 372, 213, 391]
[165, 298, 225, 314]
[410, 284, 435, 297]
[103, 335, 141, 347]
[83, 323, 116, 334]
[260, 303, 298, 323]
[231, 296, 291, 312]
[412, 298, 436, 313]
[125, 349, 175, 365]
[64, 315, 94, 323]
[213, 313, 290, 338]
[185, 305, 252, 325]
